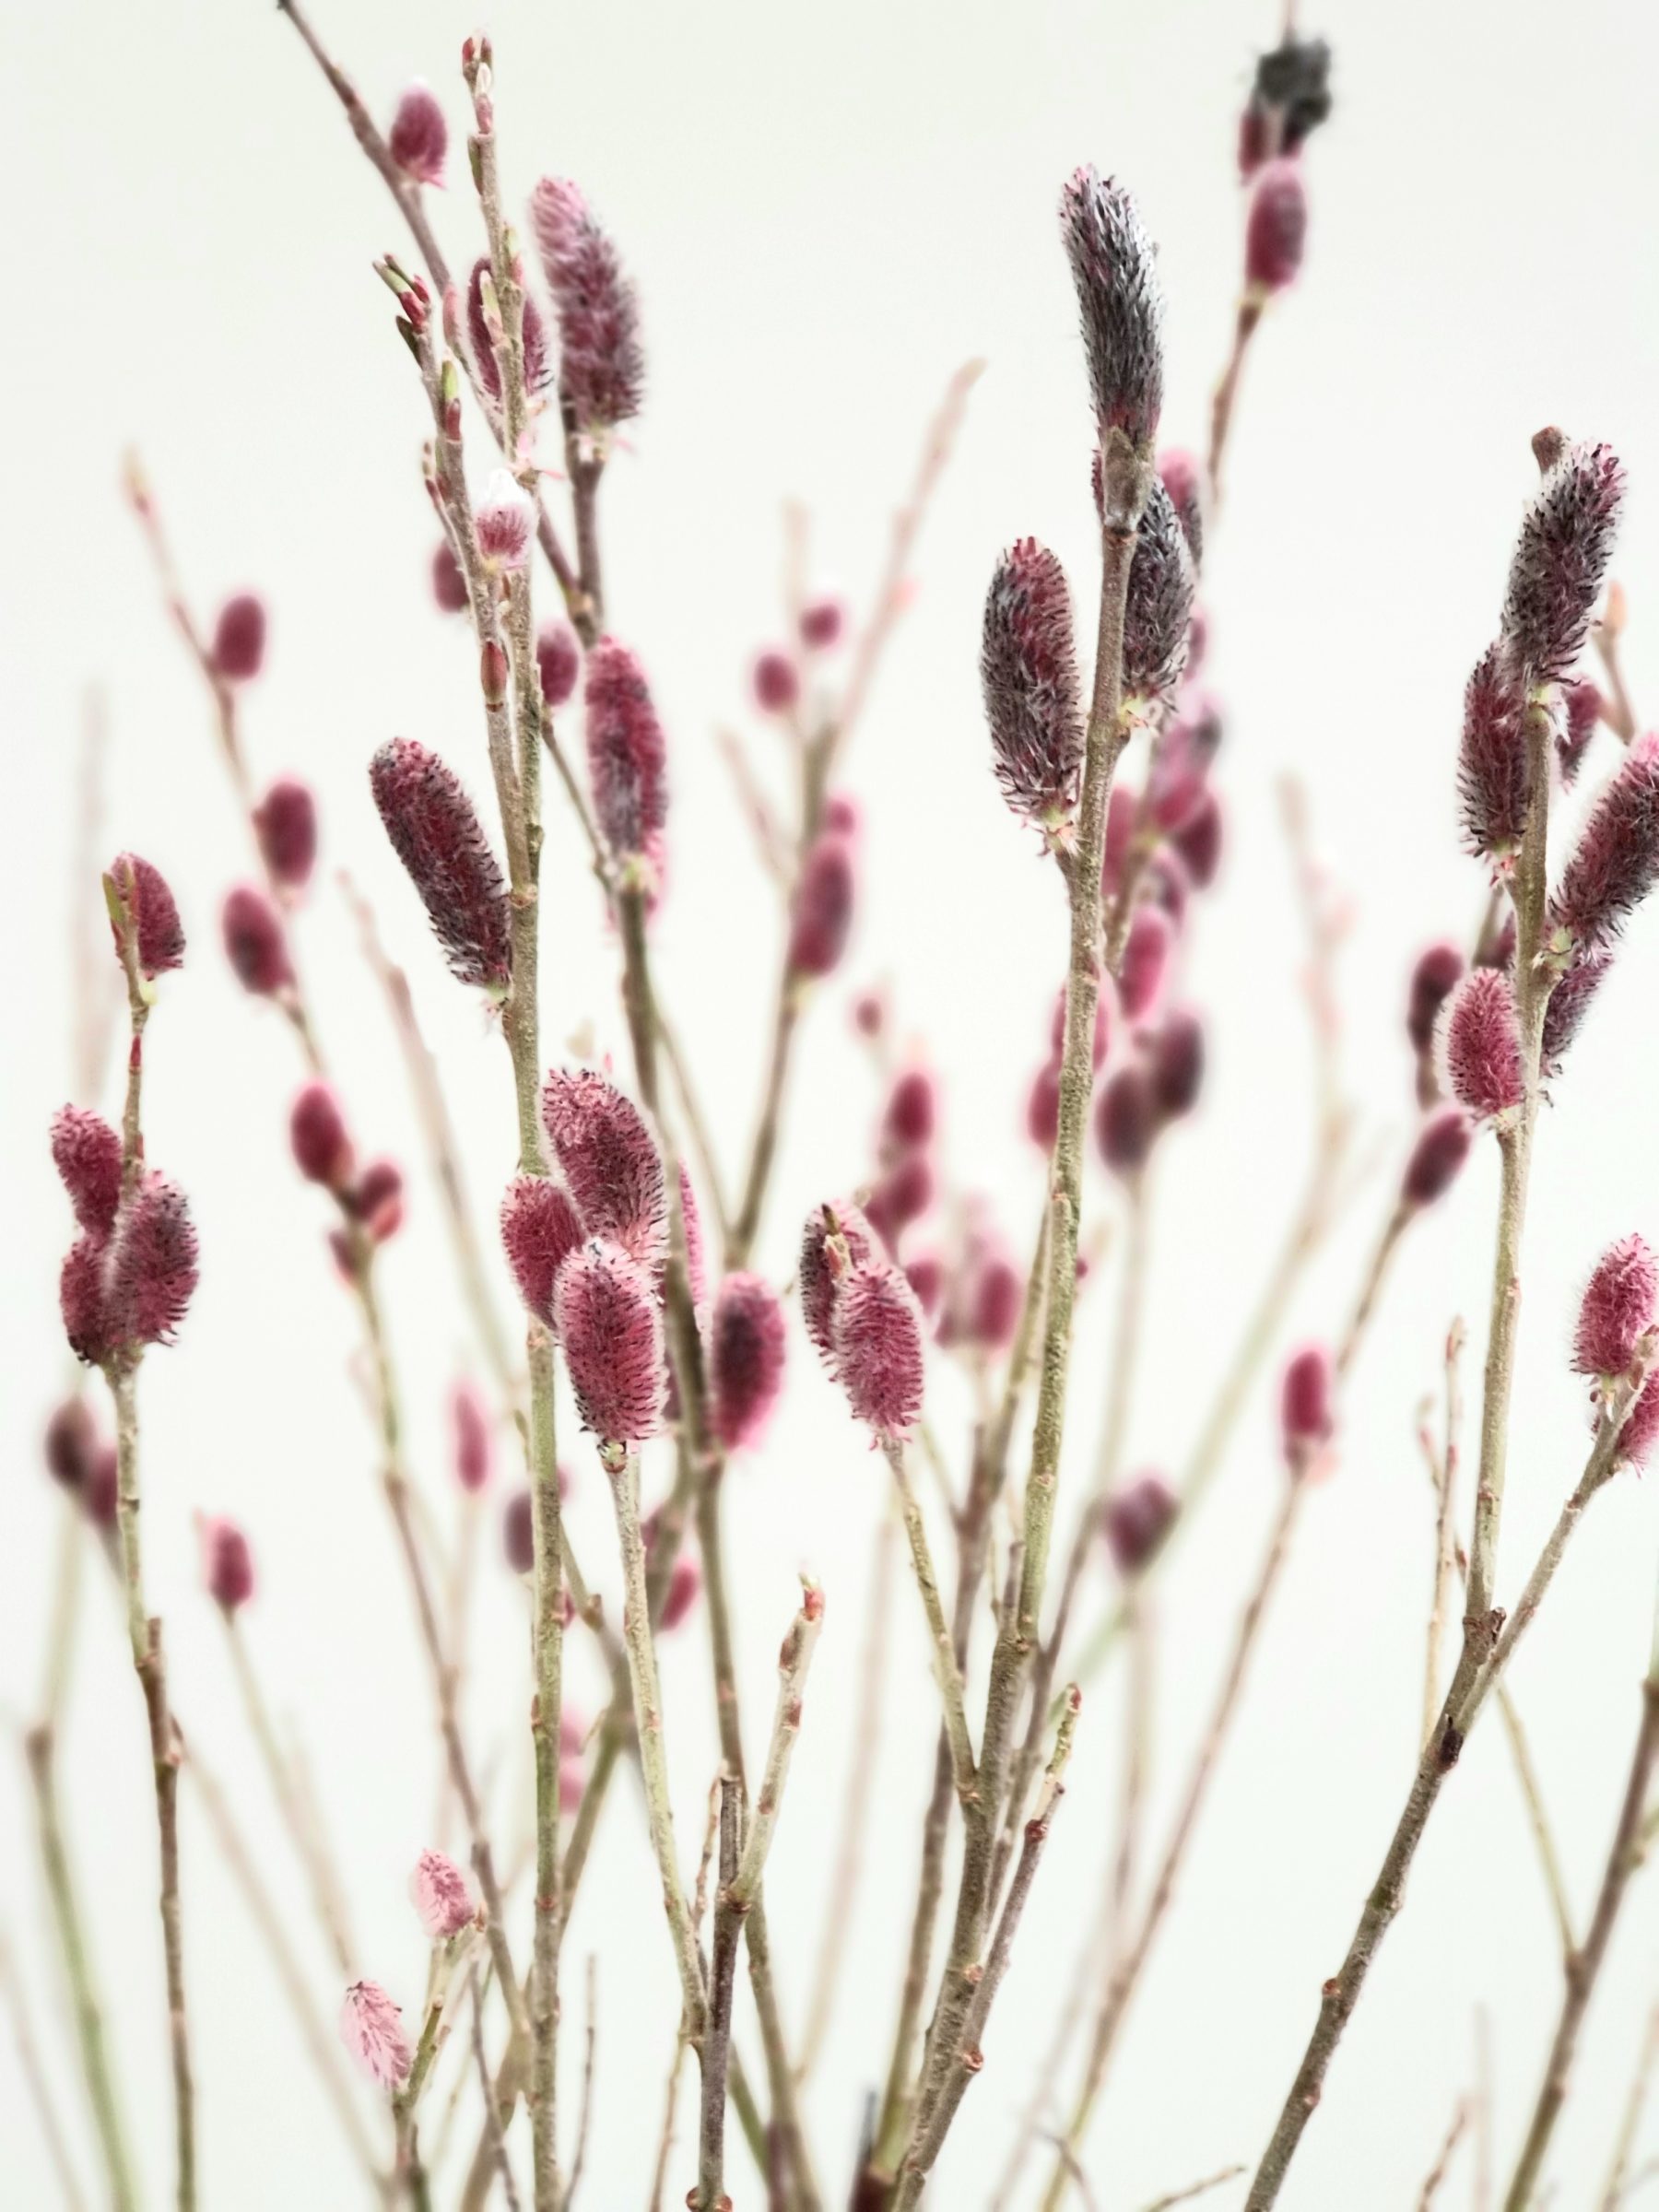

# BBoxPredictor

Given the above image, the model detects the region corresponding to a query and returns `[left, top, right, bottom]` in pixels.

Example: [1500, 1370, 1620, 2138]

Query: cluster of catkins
[339, 1844, 485, 2090]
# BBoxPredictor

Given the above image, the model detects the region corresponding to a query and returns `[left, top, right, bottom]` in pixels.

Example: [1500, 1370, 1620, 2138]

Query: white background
[6, 0, 1659, 2205]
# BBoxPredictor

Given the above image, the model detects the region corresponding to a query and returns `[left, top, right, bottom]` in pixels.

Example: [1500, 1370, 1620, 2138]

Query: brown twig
[1599, 2001, 1659, 2208]
[0, 1928, 90, 2211]
[467, 1965, 522, 2212]
[1418, 2099, 1469, 2208]
[699, 1777, 745, 2212]
[567, 1958, 598, 2209]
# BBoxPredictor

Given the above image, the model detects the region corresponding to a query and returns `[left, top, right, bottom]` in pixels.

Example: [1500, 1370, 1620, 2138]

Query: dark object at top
[1253, 35, 1334, 154]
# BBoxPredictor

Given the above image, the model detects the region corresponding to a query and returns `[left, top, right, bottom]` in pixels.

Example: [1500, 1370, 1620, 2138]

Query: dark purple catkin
[584, 639, 668, 863]
[370, 739, 512, 992]
[107, 1173, 199, 1348]
[1059, 167, 1165, 453]
[1402, 1106, 1473, 1210]
[465, 256, 552, 401]
[1158, 448, 1204, 571]
[431, 540, 469, 614]
[1551, 735, 1659, 957]
[503, 1489, 535, 1575]
[536, 622, 581, 710]
[800, 598, 845, 651]
[1119, 904, 1172, 1023]
[1103, 1474, 1177, 1575]
[500, 1175, 585, 1326]
[787, 831, 856, 978]
[1280, 1345, 1335, 1465]
[1251, 33, 1334, 157]
[111, 853, 185, 978]
[1407, 943, 1465, 1056]
[202, 1517, 254, 1612]
[1437, 968, 1523, 1120]
[52, 1107, 123, 1236]
[1096, 1063, 1157, 1177]
[351, 1159, 406, 1243]
[1120, 478, 1194, 705]
[799, 1201, 877, 1366]
[60, 1240, 112, 1365]
[1558, 679, 1604, 785]
[1542, 948, 1611, 1077]
[211, 594, 267, 683]
[541, 1068, 666, 1267]
[981, 539, 1083, 826]
[527, 178, 645, 431]
[1171, 788, 1223, 889]
[1502, 441, 1626, 684]
[905, 1253, 944, 1322]
[883, 1069, 937, 1151]
[1147, 1008, 1205, 1121]
[221, 885, 295, 996]
[388, 83, 447, 186]
[44, 1398, 99, 1491]
[1458, 641, 1531, 859]
[708, 1272, 788, 1451]
[753, 651, 801, 715]
[1026, 1058, 1062, 1149]
[1573, 1236, 1658, 1380]
[556, 1239, 665, 1444]
[831, 1263, 925, 1440]
[451, 1380, 492, 1493]
[253, 779, 318, 890]
[289, 1082, 354, 1191]
[1245, 159, 1308, 294]
[677, 1162, 708, 1311]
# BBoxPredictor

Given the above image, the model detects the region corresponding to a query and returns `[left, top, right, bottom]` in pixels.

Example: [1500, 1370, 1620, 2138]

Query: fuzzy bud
[1571, 1236, 1658, 1380]
[788, 831, 856, 978]
[289, 1082, 354, 1191]
[799, 1201, 877, 1366]
[201, 1516, 253, 1612]
[44, 1398, 99, 1491]
[1551, 735, 1659, 957]
[800, 598, 845, 651]
[253, 779, 318, 891]
[1147, 1008, 1205, 1122]
[339, 1983, 412, 2088]
[503, 1489, 535, 1575]
[1402, 1106, 1473, 1210]
[221, 885, 294, 996]
[111, 853, 185, 978]
[1618, 1374, 1659, 1468]
[831, 1263, 925, 1440]
[389, 83, 447, 186]
[883, 1069, 937, 1151]
[450, 1381, 492, 1494]
[1245, 159, 1308, 294]
[474, 468, 533, 571]
[431, 541, 469, 614]
[211, 594, 267, 683]
[535, 621, 581, 710]
[1171, 788, 1222, 889]
[109, 1173, 199, 1347]
[410, 1848, 475, 1940]
[370, 739, 512, 992]
[708, 1272, 788, 1451]
[1437, 968, 1522, 1120]
[1158, 448, 1204, 570]
[1558, 678, 1604, 785]
[1542, 948, 1610, 1077]
[527, 177, 644, 430]
[1280, 1345, 1335, 1466]
[500, 1174, 584, 1326]
[662, 1553, 702, 1631]
[60, 1240, 111, 1365]
[965, 1251, 1022, 1353]
[1059, 167, 1165, 452]
[865, 1152, 935, 1251]
[981, 539, 1083, 824]
[1096, 1063, 1157, 1177]
[541, 1068, 666, 1267]
[1103, 1474, 1177, 1575]
[1406, 943, 1465, 1056]
[1026, 1058, 1062, 1149]
[584, 638, 668, 862]
[905, 1253, 944, 1321]
[753, 651, 800, 714]
[351, 1159, 406, 1244]
[1120, 479, 1194, 705]
[465, 257, 551, 402]
[557, 1239, 665, 1443]
[1458, 642, 1530, 858]
[1502, 441, 1626, 684]
[1119, 904, 1172, 1022]
[52, 1106, 123, 1236]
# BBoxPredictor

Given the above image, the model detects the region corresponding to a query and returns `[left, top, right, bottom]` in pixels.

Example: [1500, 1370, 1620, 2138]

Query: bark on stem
[699, 1777, 743, 2212]
[885, 1444, 977, 1801]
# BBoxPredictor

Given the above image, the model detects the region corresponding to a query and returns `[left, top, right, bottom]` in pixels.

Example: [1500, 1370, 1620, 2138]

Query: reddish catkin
[60, 1238, 112, 1366]
[1572, 1236, 1659, 1379]
[503, 1489, 535, 1576]
[409, 1849, 476, 1941]
[1437, 967, 1524, 1119]
[1171, 787, 1223, 888]
[111, 853, 185, 978]
[1103, 1474, 1178, 1575]
[351, 1159, 406, 1244]
[541, 1067, 666, 1267]
[500, 1175, 585, 1327]
[289, 1082, 354, 1191]
[1558, 677, 1604, 784]
[1245, 158, 1308, 293]
[1618, 1373, 1659, 1468]
[221, 885, 295, 995]
[661, 1553, 702, 1632]
[1457, 642, 1529, 859]
[1120, 477, 1194, 705]
[474, 469, 534, 571]
[1406, 942, 1465, 1056]
[431, 540, 469, 614]
[107, 1172, 199, 1347]
[583, 638, 668, 862]
[555, 1239, 665, 1444]
[526, 176, 645, 431]
[43, 1398, 100, 1492]
[1502, 440, 1626, 683]
[830, 1263, 926, 1440]
[708, 1272, 789, 1451]
[866, 1153, 935, 1252]
[369, 739, 512, 992]
[1542, 947, 1611, 1076]
[388, 82, 447, 186]
[465, 256, 552, 402]
[980, 538, 1083, 824]
[51, 1107, 123, 1236]
[753, 650, 801, 715]
[800, 597, 845, 651]
[535, 621, 581, 710]
[1147, 1007, 1205, 1121]
[253, 778, 319, 890]
[905, 1253, 944, 1322]
[1119, 903, 1173, 1022]
[1159, 447, 1204, 570]
[210, 594, 267, 683]
[450, 1380, 492, 1493]
[1551, 734, 1659, 956]
[788, 831, 857, 978]
[1096, 1062, 1157, 1177]
[799, 1201, 878, 1366]
[1058, 166, 1165, 451]
[339, 1984, 412, 2088]
[677, 1162, 708, 1310]
[201, 1517, 254, 1612]
[1026, 1058, 1063, 1149]
[1280, 1345, 1335, 1465]
[1402, 1105, 1473, 1210]
[883, 1068, 937, 1151]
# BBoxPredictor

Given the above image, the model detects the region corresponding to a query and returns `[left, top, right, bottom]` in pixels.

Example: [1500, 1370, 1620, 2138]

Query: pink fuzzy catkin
[451, 1381, 492, 1493]
[211, 594, 267, 682]
[500, 1175, 585, 1327]
[253, 779, 318, 890]
[409, 1848, 476, 1940]
[535, 621, 581, 709]
[830, 1263, 925, 1440]
[884, 1069, 937, 1151]
[788, 831, 856, 978]
[1245, 159, 1308, 292]
[221, 885, 295, 996]
[289, 1082, 354, 1191]
[708, 1272, 788, 1451]
[465, 259, 551, 402]
[1437, 968, 1523, 1119]
[1457, 642, 1529, 859]
[541, 1068, 666, 1266]
[556, 1240, 665, 1444]
[799, 1201, 878, 1366]
[201, 1517, 253, 1612]
[388, 83, 447, 186]
[981, 538, 1084, 825]
[1406, 942, 1465, 1056]
[107, 1173, 199, 1348]
[369, 740, 512, 993]
[1058, 167, 1165, 452]
[52, 1107, 123, 1235]
[1402, 1106, 1472, 1210]
[1103, 1475, 1177, 1575]
[1572, 1236, 1658, 1379]
[1280, 1345, 1335, 1465]
[1502, 440, 1626, 683]
[584, 638, 668, 863]
[339, 1983, 412, 2088]
[1551, 735, 1659, 957]
[527, 177, 644, 430]
[111, 853, 185, 978]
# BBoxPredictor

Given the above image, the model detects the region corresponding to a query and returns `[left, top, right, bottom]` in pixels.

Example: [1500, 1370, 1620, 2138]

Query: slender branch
[0, 1934, 88, 2212]
[567, 1957, 597, 2209]
[1418, 2100, 1468, 2209]
[730, 1582, 825, 1909]
[1593, 584, 1640, 745]
[1207, 298, 1264, 506]
[1598, 1999, 1659, 2210]
[1423, 1321, 1466, 1749]
[1138, 2169, 1247, 2212]
[699, 1777, 744, 2212]
[885, 1443, 977, 1801]
[468, 1966, 522, 2212]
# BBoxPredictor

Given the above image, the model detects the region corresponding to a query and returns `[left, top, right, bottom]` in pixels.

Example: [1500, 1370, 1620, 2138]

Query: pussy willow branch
[0, 1935, 88, 2212]
[1503, 1675, 1659, 2209]
[1418, 2101, 1469, 2211]
[468, 1966, 522, 2212]
[700, 1777, 743, 2212]
[885, 1443, 977, 1799]
[568, 1955, 598, 2210]
[1207, 295, 1264, 508]
[23, 1726, 137, 2212]
[1423, 1322, 1466, 1750]
[1598, 1997, 1659, 2209]
[1244, 1410, 1624, 2210]
[224, 1611, 357, 1976]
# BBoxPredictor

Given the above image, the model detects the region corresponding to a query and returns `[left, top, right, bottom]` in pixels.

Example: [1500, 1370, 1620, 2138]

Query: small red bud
[211, 594, 267, 682]
[753, 651, 800, 714]
[289, 1081, 355, 1191]
[535, 622, 581, 709]
[431, 540, 469, 614]
[222, 885, 294, 996]
[253, 779, 318, 891]
[201, 1516, 254, 1612]
[389, 83, 447, 186]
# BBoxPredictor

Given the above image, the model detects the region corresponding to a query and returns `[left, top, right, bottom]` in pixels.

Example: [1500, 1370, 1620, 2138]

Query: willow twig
[0, 1929, 89, 2211]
